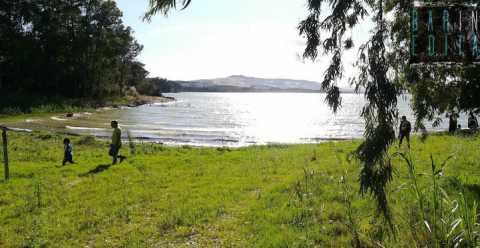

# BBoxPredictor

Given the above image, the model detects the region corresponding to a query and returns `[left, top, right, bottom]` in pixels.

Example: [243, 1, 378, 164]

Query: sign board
[410, 1, 480, 64]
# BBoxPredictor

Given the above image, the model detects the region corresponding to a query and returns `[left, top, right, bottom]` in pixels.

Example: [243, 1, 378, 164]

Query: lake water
[15, 93, 468, 147]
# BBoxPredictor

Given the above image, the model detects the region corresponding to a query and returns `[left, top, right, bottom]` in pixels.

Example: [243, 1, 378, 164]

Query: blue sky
[115, 0, 367, 83]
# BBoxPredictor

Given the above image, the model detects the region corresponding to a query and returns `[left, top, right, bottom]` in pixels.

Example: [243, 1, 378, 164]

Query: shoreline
[0, 95, 175, 122]
[1, 124, 464, 149]
[75, 135, 361, 148]
[121, 95, 175, 108]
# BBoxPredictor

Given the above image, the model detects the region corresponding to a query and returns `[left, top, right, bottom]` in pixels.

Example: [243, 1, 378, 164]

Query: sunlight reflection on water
[27, 93, 468, 147]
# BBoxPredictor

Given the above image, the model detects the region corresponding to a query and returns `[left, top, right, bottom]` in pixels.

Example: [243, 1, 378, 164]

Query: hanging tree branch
[144, 0, 192, 21]
[355, 0, 398, 227]
[299, 0, 369, 113]
[299, 0, 401, 225]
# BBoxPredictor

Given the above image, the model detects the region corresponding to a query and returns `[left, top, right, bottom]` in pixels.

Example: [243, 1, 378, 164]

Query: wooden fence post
[2, 127, 9, 180]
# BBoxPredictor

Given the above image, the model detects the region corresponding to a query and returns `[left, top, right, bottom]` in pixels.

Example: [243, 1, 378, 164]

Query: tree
[136, 77, 178, 96]
[0, 0, 147, 103]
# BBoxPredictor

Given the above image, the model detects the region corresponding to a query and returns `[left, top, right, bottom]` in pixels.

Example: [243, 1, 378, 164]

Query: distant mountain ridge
[173, 75, 356, 93]
[141, 75, 356, 94]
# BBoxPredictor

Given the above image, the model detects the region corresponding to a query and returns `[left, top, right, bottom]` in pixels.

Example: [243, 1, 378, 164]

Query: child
[109, 120, 126, 165]
[63, 138, 74, 165]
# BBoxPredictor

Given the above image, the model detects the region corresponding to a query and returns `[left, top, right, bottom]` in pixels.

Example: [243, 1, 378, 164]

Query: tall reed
[397, 152, 479, 247]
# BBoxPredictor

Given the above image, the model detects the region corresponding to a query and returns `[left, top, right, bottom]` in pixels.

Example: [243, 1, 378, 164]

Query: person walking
[109, 120, 126, 165]
[62, 138, 75, 165]
[468, 112, 478, 130]
[399, 116, 412, 148]
[448, 112, 459, 133]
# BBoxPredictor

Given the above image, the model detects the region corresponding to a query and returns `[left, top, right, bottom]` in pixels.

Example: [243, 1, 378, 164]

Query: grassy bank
[0, 131, 479, 247]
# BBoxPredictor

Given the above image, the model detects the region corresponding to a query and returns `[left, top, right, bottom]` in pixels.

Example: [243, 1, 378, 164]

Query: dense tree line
[0, 0, 147, 99]
[136, 77, 180, 96]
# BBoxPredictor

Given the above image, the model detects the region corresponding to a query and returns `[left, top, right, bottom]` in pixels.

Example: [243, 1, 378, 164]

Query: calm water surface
[15, 93, 467, 147]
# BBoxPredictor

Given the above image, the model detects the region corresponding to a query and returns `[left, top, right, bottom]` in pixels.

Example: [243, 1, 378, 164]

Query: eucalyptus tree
[0, 0, 146, 102]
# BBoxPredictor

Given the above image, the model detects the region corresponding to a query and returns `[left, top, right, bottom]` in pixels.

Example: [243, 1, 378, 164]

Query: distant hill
[178, 75, 322, 92]
[140, 75, 356, 94]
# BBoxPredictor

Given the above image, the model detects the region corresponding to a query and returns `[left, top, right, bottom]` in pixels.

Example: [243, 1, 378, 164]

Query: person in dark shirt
[399, 116, 412, 148]
[448, 112, 459, 133]
[468, 112, 478, 130]
[62, 138, 74, 165]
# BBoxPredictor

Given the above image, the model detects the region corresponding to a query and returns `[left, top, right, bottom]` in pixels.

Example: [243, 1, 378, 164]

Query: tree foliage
[299, 0, 480, 224]
[298, 0, 403, 224]
[0, 0, 147, 99]
[144, 0, 191, 21]
[137, 77, 180, 96]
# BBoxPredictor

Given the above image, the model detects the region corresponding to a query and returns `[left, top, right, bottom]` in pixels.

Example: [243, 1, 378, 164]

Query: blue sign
[410, 2, 480, 64]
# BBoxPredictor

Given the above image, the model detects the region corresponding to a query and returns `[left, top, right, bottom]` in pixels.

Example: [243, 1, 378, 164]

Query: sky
[115, 0, 371, 85]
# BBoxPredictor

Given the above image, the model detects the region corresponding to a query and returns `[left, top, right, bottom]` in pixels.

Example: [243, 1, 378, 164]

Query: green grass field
[0, 131, 479, 247]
